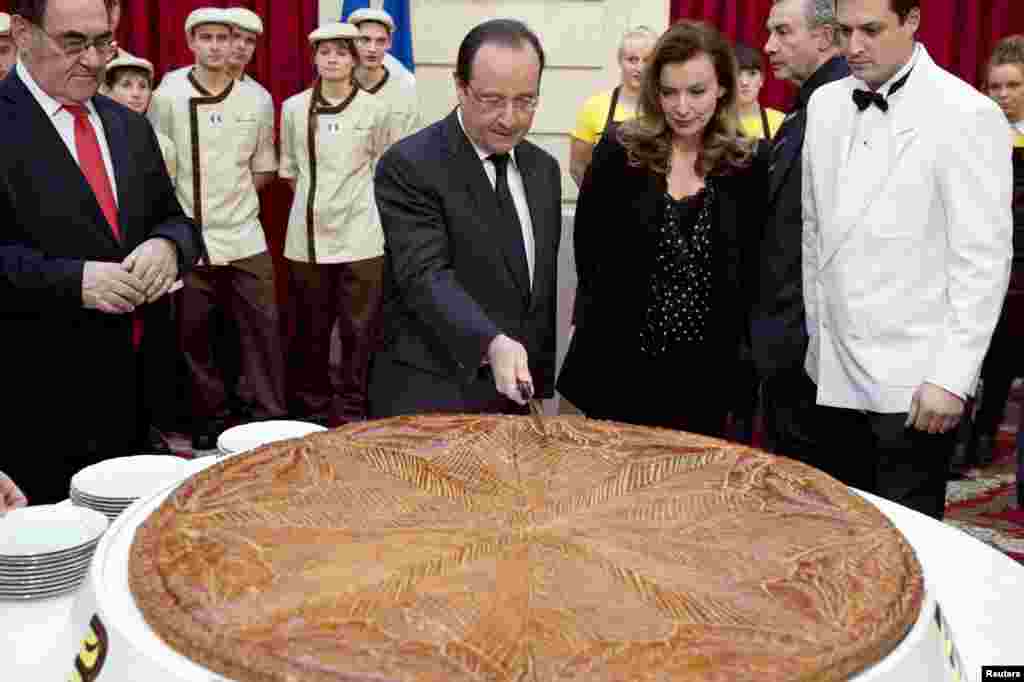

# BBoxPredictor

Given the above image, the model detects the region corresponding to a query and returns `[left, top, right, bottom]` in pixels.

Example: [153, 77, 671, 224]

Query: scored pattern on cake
[129, 415, 924, 682]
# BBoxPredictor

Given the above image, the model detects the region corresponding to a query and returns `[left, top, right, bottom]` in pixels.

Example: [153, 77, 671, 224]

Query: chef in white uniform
[279, 22, 395, 425]
[157, 7, 273, 122]
[104, 52, 176, 180]
[148, 7, 285, 449]
[348, 8, 421, 143]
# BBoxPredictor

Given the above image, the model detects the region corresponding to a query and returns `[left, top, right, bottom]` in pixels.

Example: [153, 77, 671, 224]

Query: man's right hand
[82, 261, 147, 314]
[487, 334, 533, 405]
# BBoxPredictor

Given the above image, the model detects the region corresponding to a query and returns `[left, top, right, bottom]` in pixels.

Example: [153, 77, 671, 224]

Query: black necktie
[852, 69, 912, 113]
[488, 153, 530, 287]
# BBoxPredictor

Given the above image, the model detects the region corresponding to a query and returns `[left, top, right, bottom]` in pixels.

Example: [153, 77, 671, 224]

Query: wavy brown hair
[619, 20, 754, 177]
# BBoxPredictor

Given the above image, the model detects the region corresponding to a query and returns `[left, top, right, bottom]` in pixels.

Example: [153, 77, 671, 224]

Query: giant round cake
[129, 415, 924, 682]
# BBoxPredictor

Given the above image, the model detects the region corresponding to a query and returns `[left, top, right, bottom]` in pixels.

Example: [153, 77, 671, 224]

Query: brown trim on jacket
[304, 79, 359, 263]
[187, 70, 235, 264]
[362, 66, 390, 95]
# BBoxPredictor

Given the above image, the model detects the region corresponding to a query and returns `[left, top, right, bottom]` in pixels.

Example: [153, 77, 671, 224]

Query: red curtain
[670, 0, 1024, 111]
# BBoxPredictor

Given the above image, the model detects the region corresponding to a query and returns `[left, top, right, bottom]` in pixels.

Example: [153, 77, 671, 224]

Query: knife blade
[517, 379, 548, 439]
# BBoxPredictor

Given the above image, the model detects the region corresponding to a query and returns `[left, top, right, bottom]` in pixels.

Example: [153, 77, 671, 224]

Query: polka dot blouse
[639, 182, 716, 358]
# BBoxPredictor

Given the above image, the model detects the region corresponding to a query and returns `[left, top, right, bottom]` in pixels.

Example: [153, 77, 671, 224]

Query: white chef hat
[185, 7, 232, 36]
[347, 8, 395, 33]
[308, 22, 361, 46]
[224, 7, 263, 36]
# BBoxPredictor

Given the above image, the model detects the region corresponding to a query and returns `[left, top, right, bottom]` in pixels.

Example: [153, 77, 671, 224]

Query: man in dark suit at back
[1, 0, 201, 504]
[370, 19, 561, 416]
[750, 0, 849, 460]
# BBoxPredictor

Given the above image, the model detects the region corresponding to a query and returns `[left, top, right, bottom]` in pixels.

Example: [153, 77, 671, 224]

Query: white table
[4, 487, 1022, 681]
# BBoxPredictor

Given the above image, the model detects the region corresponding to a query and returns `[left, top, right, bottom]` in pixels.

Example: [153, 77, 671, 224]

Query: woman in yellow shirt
[569, 27, 657, 186]
[734, 43, 784, 140]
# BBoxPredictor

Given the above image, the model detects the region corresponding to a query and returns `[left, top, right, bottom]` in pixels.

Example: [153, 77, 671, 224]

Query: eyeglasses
[34, 24, 116, 58]
[464, 82, 539, 114]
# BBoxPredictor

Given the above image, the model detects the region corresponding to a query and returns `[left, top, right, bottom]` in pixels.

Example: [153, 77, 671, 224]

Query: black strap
[760, 105, 772, 140]
[604, 86, 621, 133]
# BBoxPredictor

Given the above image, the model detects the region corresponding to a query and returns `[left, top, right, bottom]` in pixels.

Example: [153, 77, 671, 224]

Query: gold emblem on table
[130, 415, 924, 681]
[68, 614, 109, 682]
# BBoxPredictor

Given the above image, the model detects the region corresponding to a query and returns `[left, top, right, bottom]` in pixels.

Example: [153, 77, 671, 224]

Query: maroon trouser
[180, 252, 287, 424]
[287, 256, 384, 425]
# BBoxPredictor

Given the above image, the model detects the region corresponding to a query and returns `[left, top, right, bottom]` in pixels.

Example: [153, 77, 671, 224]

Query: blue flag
[341, 0, 415, 73]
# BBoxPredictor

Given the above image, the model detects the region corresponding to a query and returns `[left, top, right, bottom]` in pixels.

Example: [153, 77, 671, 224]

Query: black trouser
[814, 406, 955, 520]
[760, 367, 824, 466]
[974, 304, 1024, 437]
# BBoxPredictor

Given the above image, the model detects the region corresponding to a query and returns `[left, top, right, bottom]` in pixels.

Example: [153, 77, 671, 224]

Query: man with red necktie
[0, 0, 202, 505]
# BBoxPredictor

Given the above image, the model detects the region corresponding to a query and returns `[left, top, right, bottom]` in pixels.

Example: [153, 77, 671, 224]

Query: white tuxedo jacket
[802, 46, 1013, 413]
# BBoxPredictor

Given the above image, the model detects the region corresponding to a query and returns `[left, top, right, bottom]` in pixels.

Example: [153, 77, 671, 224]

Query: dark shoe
[191, 419, 226, 451]
[191, 431, 216, 451]
[141, 427, 173, 455]
[966, 434, 996, 468]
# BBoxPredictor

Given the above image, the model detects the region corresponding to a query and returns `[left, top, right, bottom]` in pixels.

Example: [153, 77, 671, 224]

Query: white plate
[217, 420, 326, 455]
[0, 563, 90, 587]
[71, 490, 137, 504]
[0, 545, 98, 571]
[71, 456, 191, 500]
[70, 498, 133, 512]
[0, 576, 86, 600]
[0, 506, 109, 557]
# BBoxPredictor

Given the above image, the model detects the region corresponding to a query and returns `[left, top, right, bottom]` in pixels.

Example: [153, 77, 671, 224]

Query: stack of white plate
[0, 505, 108, 600]
[70, 456, 193, 521]
[217, 420, 327, 457]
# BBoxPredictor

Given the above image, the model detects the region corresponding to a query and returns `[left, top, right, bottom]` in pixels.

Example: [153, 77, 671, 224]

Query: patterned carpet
[945, 429, 1024, 564]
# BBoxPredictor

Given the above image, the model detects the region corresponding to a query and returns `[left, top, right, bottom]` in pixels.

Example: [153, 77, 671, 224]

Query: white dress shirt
[16, 59, 119, 202]
[1014, 119, 1024, 136]
[457, 108, 536, 286]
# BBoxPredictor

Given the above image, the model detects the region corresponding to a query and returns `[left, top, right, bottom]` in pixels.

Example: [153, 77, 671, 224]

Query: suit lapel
[767, 111, 803, 205]
[442, 112, 531, 301]
[822, 59, 925, 268]
[516, 144, 550, 310]
[94, 97, 133, 247]
[5, 74, 120, 250]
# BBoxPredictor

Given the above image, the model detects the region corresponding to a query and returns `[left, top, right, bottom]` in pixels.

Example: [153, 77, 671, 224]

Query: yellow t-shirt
[571, 90, 637, 144]
[739, 107, 785, 139]
[1014, 132, 1024, 149]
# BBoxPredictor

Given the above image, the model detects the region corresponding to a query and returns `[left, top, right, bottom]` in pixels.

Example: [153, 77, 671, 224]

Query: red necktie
[64, 104, 120, 241]
[65, 104, 143, 348]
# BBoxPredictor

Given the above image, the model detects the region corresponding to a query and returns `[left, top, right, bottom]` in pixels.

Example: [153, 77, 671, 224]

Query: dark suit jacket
[557, 134, 767, 419]
[749, 56, 850, 379]
[370, 110, 562, 414]
[0, 70, 201, 501]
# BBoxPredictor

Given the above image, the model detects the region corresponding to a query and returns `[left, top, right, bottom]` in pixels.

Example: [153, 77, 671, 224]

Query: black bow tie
[852, 88, 889, 112]
[852, 69, 913, 113]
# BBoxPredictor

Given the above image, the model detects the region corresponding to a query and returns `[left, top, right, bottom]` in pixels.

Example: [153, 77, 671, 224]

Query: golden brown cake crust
[129, 415, 923, 682]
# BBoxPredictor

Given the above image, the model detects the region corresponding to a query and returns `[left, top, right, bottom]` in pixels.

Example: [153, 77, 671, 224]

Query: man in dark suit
[370, 19, 561, 416]
[750, 0, 849, 461]
[1, 0, 201, 504]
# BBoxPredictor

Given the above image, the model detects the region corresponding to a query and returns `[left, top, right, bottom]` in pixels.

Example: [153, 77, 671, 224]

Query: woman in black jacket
[558, 20, 767, 437]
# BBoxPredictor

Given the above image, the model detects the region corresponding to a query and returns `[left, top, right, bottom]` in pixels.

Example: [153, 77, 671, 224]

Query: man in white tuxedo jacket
[802, 0, 1012, 518]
